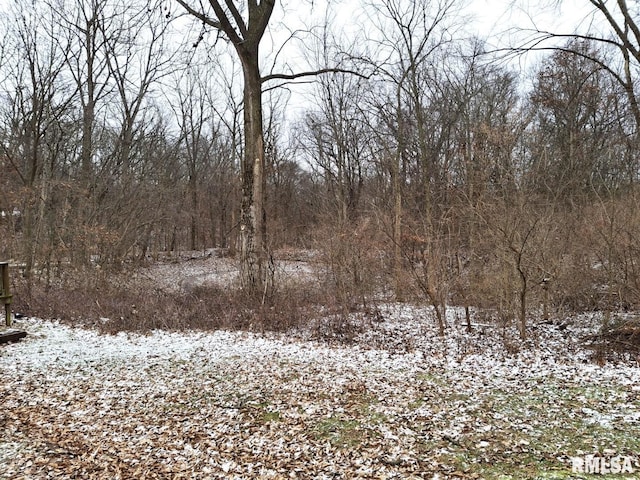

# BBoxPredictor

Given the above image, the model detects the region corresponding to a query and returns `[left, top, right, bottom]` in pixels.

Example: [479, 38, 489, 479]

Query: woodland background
[2, 0, 640, 346]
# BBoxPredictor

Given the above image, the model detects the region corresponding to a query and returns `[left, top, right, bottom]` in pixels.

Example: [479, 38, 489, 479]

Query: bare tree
[104, 0, 175, 177]
[527, 39, 627, 199]
[171, 67, 216, 251]
[49, 0, 113, 184]
[364, 0, 462, 318]
[176, 0, 366, 296]
[367, 0, 462, 218]
[513, 0, 640, 131]
[0, 0, 74, 279]
[175, 0, 276, 296]
[302, 72, 370, 225]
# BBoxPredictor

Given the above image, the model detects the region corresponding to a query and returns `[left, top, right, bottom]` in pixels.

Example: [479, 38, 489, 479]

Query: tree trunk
[516, 260, 527, 340]
[239, 55, 269, 296]
[392, 149, 403, 301]
[190, 168, 198, 251]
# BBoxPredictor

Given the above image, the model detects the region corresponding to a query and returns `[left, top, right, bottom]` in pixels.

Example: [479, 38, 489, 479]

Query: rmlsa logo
[571, 454, 635, 474]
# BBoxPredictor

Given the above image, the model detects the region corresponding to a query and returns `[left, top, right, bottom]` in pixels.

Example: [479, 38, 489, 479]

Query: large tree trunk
[239, 54, 269, 296]
[175, 0, 276, 295]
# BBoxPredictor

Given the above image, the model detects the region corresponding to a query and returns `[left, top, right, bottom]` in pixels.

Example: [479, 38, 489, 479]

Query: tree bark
[239, 54, 269, 294]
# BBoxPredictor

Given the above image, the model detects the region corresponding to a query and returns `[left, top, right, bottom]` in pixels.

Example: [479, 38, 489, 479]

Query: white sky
[271, 0, 606, 118]
[0, 0, 614, 125]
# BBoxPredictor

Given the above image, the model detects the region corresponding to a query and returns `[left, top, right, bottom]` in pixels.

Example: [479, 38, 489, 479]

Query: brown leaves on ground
[1, 312, 640, 479]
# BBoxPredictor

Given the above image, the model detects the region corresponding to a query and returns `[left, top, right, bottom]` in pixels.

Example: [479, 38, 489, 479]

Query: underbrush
[8, 255, 640, 363]
[10, 267, 370, 338]
[584, 314, 640, 364]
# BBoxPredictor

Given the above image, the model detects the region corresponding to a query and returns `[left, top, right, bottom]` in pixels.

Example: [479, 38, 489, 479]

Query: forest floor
[1, 253, 640, 479]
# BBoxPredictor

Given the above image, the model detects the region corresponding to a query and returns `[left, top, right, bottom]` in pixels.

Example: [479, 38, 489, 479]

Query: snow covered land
[1, 305, 639, 479]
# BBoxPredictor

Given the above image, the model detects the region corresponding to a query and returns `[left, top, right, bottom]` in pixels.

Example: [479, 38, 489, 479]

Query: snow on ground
[2, 306, 639, 479]
[132, 250, 315, 293]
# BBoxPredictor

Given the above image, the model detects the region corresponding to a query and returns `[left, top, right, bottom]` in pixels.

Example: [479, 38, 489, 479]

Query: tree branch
[208, 0, 244, 46]
[487, 28, 633, 87]
[261, 67, 369, 84]
[223, 0, 248, 39]
[175, 0, 221, 30]
[589, 0, 640, 61]
[248, 0, 275, 44]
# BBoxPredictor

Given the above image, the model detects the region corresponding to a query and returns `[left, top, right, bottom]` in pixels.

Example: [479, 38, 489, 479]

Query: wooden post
[541, 277, 550, 321]
[0, 262, 12, 327]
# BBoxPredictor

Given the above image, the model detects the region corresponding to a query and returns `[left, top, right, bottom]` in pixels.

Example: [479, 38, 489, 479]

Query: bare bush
[11, 265, 327, 335]
[312, 219, 388, 317]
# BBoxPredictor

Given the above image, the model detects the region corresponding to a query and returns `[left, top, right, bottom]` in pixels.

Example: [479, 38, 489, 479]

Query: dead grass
[10, 260, 369, 341]
[9, 243, 640, 361]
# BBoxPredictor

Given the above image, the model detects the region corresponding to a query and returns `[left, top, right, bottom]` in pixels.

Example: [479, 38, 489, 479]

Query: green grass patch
[312, 415, 365, 448]
[412, 379, 639, 479]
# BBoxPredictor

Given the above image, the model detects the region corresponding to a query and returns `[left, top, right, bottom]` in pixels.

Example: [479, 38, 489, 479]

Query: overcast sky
[0, 0, 612, 121]
[272, 0, 605, 113]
